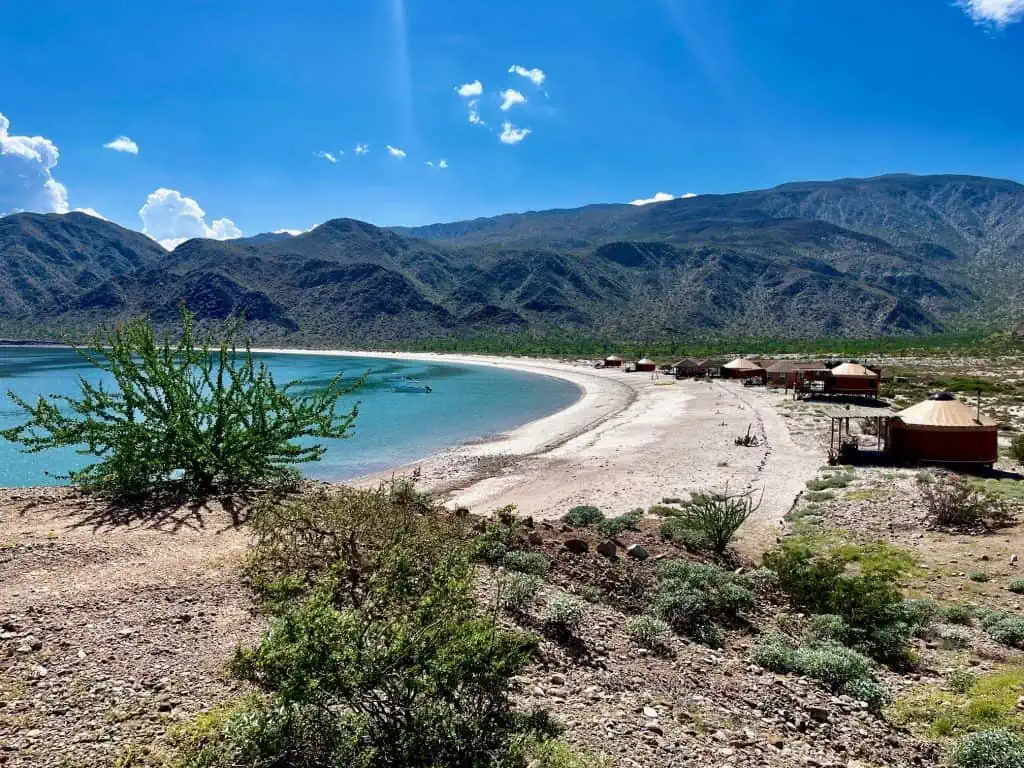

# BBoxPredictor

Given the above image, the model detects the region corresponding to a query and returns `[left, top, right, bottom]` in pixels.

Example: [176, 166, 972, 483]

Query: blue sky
[2, 0, 1023, 246]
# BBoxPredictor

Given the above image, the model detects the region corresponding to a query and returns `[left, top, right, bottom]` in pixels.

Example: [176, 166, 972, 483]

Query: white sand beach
[263, 350, 823, 553]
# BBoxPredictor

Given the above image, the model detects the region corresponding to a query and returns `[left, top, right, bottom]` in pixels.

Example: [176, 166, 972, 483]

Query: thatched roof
[896, 392, 996, 429]
[831, 362, 878, 378]
[723, 357, 763, 371]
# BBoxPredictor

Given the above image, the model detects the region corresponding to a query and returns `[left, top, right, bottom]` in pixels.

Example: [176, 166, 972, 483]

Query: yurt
[890, 392, 998, 466]
[635, 358, 657, 372]
[722, 358, 766, 381]
[672, 358, 708, 378]
[828, 362, 880, 396]
[603, 355, 623, 368]
[765, 360, 799, 387]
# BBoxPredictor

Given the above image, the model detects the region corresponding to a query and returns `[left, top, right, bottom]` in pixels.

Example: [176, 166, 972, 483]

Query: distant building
[890, 392, 998, 466]
[603, 355, 623, 368]
[829, 362, 880, 397]
[766, 360, 828, 388]
[635, 357, 657, 372]
[722, 357, 766, 382]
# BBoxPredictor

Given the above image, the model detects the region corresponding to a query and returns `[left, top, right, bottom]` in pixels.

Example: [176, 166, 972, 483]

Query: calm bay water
[0, 348, 580, 487]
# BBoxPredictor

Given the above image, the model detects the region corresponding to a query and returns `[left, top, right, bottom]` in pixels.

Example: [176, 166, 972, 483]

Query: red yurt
[890, 392, 998, 466]
[635, 357, 656, 372]
[828, 362, 880, 396]
[603, 355, 623, 368]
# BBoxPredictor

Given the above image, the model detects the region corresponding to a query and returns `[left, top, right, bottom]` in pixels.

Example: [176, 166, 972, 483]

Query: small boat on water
[390, 377, 432, 393]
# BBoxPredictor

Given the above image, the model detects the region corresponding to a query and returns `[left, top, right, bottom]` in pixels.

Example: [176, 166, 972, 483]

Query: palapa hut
[828, 362, 880, 397]
[635, 357, 657, 372]
[603, 355, 623, 368]
[721, 357, 766, 382]
[890, 392, 998, 466]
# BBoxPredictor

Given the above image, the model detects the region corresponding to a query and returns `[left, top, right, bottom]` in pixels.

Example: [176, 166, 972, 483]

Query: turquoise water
[0, 348, 580, 487]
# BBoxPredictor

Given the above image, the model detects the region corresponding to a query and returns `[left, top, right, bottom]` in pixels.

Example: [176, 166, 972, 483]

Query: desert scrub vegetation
[1009, 580, 1024, 595]
[545, 596, 585, 636]
[750, 633, 887, 710]
[941, 603, 976, 626]
[649, 560, 754, 647]
[658, 487, 762, 555]
[501, 573, 543, 613]
[0, 307, 358, 497]
[979, 610, 1024, 649]
[180, 484, 573, 768]
[595, 508, 643, 538]
[763, 536, 929, 664]
[1010, 433, 1024, 465]
[502, 550, 551, 576]
[893, 667, 1024, 739]
[805, 470, 855, 492]
[950, 729, 1024, 768]
[921, 474, 1015, 531]
[562, 505, 604, 529]
[624, 615, 672, 653]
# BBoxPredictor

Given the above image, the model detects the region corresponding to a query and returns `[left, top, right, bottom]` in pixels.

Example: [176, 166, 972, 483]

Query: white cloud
[385, 144, 407, 158]
[71, 207, 109, 220]
[354, 143, 369, 155]
[508, 65, 546, 86]
[958, 0, 1024, 26]
[456, 79, 483, 97]
[629, 192, 698, 206]
[314, 150, 339, 163]
[499, 122, 531, 145]
[0, 111, 69, 215]
[467, 99, 485, 125]
[499, 89, 526, 111]
[439, 159, 448, 169]
[274, 228, 303, 236]
[138, 188, 243, 250]
[103, 136, 139, 154]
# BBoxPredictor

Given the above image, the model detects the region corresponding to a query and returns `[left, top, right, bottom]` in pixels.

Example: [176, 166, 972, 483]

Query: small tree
[671, 487, 762, 554]
[1, 307, 358, 496]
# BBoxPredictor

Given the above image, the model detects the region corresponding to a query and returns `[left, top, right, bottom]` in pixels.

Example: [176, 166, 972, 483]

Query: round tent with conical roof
[890, 392, 998, 465]
[828, 362, 880, 396]
[722, 357, 766, 381]
[603, 354, 623, 367]
[635, 357, 656, 372]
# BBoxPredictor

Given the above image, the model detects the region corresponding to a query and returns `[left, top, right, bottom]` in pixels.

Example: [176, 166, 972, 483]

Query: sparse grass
[892, 667, 1024, 739]
[845, 488, 883, 502]
[804, 490, 835, 502]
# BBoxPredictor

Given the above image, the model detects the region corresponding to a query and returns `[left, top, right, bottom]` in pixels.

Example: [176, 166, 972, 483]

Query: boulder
[563, 538, 589, 554]
[626, 544, 649, 561]
[597, 540, 617, 559]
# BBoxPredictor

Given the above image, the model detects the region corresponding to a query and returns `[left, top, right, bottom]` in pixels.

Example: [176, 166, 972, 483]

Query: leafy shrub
[546, 597, 585, 635]
[922, 475, 1013, 531]
[903, 598, 941, 636]
[739, 567, 779, 595]
[563, 506, 604, 529]
[982, 612, 1024, 649]
[502, 574, 543, 612]
[659, 517, 710, 551]
[658, 488, 762, 555]
[763, 537, 925, 663]
[650, 560, 754, 647]
[502, 551, 551, 576]
[579, 585, 603, 604]
[1010, 580, 1024, 595]
[804, 490, 835, 502]
[1010, 433, 1024, 466]
[940, 627, 973, 650]
[1, 307, 358, 497]
[750, 633, 887, 709]
[624, 616, 671, 652]
[806, 613, 850, 643]
[970, 572, 991, 583]
[806, 473, 853, 491]
[950, 729, 1024, 768]
[942, 603, 976, 626]
[596, 509, 643, 538]
[948, 669, 978, 694]
[198, 511, 557, 768]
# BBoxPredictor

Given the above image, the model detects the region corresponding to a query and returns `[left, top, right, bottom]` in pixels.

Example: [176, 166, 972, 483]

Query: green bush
[502, 551, 551, 576]
[806, 614, 850, 643]
[750, 633, 887, 709]
[763, 537, 926, 663]
[806, 473, 853, 491]
[1009, 580, 1024, 595]
[657, 488, 762, 555]
[596, 509, 643, 538]
[1010, 434, 1024, 466]
[198, 517, 557, 768]
[942, 603, 976, 626]
[650, 560, 754, 647]
[970, 572, 991, 583]
[950, 729, 1024, 768]
[546, 597, 585, 636]
[624, 616, 671, 652]
[502, 574, 543, 613]
[940, 627, 972, 650]
[948, 669, 978, 694]
[739, 567, 779, 595]
[982, 612, 1024, 649]
[923, 475, 1013, 531]
[563, 506, 604, 529]
[804, 490, 835, 502]
[1, 307, 358, 496]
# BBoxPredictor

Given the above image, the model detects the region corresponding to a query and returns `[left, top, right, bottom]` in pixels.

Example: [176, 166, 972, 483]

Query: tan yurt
[722, 358, 766, 381]
[635, 357, 656, 372]
[603, 355, 623, 368]
[829, 362, 880, 396]
[890, 392, 998, 466]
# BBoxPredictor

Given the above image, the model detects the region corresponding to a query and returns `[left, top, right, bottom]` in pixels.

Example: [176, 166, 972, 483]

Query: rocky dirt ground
[2, 357, 1024, 767]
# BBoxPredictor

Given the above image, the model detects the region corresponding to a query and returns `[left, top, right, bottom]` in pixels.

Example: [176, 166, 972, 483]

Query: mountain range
[2, 173, 1023, 345]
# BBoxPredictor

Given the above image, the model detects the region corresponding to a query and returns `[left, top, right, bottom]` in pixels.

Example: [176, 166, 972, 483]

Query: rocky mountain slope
[2, 174, 1022, 343]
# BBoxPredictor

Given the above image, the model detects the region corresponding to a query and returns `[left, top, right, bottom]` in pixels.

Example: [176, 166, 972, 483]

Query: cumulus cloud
[499, 89, 526, 111]
[385, 144, 407, 158]
[71, 207, 109, 220]
[958, 0, 1024, 26]
[629, 192, 698, 206]
[314, 150, 339, 163]
[508, 65, 546, 86]
[138, 188, 243, 250]
[499, 122, 531, 145]
[456, 79, 483, 97]
[274, 228, 303, 236]
[439, 159, 448, 169]
[103, 136, 139, 154]
[425, 159, 449, 169]
[354, 143, 369, 155]
[467, 99, 485, 125]
[0, 111, 69, 215]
